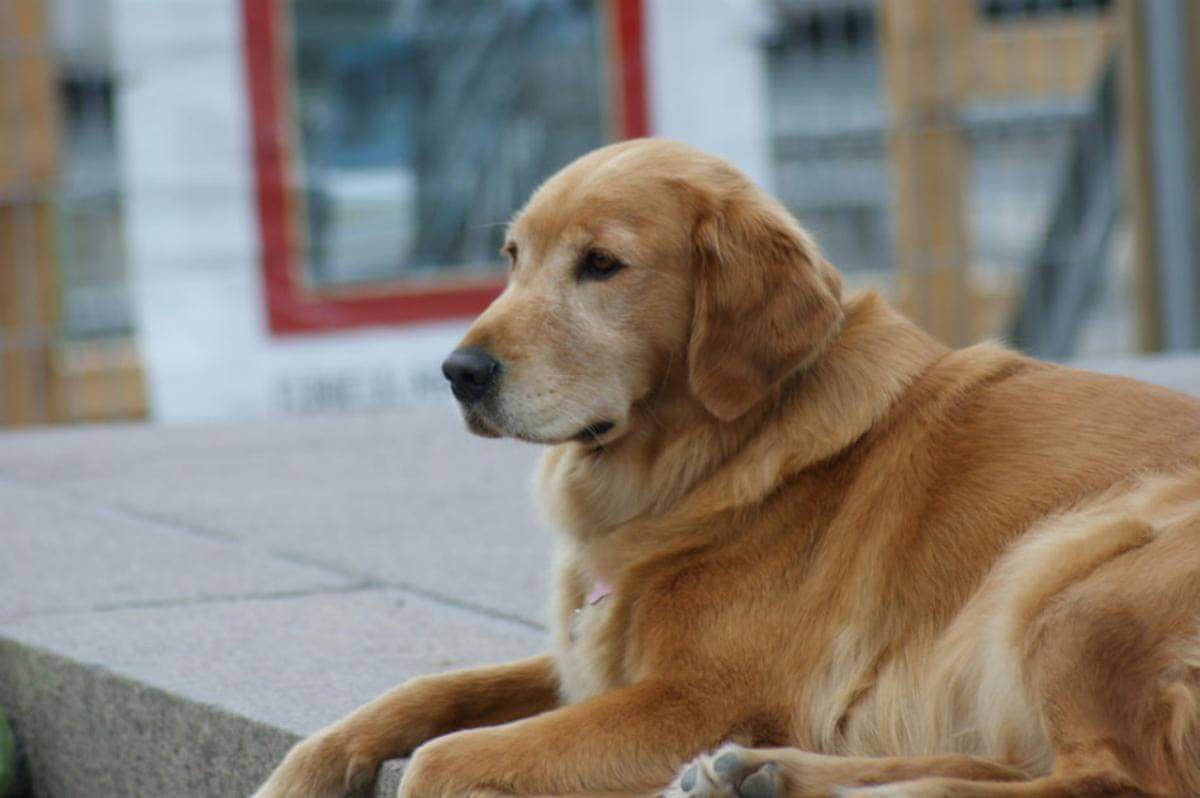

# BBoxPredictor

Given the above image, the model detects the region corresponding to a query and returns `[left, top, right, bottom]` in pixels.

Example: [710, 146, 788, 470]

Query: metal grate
[763, 0, 1126, 351]
[0, 0, 141, 427]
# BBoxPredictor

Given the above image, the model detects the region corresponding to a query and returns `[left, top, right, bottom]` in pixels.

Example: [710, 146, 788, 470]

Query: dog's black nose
[442, 347, 500, 403]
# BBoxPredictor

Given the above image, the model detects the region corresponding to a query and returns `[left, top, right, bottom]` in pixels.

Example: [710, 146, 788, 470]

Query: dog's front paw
[396, 736, 506, 798]
[663, 744, 780, 798]
[253, 729, 376, 798]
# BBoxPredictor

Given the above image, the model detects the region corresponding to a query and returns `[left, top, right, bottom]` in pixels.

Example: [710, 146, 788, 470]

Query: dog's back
[774, 342, 1200, 769]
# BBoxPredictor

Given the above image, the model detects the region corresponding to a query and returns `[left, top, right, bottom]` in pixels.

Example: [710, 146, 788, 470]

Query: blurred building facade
[0, 0, 1197, 425]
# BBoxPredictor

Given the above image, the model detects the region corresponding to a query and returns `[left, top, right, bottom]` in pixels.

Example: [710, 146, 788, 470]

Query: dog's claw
[680, 765, 698, 791]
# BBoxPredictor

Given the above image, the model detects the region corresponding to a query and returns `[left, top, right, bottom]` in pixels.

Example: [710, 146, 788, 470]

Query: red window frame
[241, 0, 649, 336]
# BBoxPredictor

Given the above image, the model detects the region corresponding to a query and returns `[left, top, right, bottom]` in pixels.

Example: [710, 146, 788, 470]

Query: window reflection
[287, 0, 607, 287]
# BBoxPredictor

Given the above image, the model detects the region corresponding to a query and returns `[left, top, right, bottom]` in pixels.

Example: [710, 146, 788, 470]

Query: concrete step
[0, 406, 546, 797]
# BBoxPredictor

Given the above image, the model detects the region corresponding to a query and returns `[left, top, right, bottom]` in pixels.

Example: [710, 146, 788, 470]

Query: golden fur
[255, 139, 1200, 798]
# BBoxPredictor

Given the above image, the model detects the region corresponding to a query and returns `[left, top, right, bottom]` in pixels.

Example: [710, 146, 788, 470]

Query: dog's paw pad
[714, 752, 741, 775]
[663, 745, 780, 798]
[737, 763, 778, 798]
[680, 765, 699, 791]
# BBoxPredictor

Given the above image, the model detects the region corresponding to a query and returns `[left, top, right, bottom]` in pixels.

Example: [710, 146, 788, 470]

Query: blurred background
[0, 0, 1197, 427]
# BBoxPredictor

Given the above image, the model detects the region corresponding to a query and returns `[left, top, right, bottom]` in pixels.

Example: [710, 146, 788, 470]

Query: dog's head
[442, 139, 844, 446]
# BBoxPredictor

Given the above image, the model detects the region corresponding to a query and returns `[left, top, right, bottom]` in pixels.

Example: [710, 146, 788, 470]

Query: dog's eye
[502, 243, 518, 270]
[578, 250, 624, 281]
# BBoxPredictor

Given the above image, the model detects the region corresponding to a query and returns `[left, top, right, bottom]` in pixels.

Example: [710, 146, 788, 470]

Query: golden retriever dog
[254, 139, 1200, 798]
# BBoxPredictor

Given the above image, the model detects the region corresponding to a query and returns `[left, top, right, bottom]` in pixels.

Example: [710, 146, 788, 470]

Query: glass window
[285, 0, 608, 288]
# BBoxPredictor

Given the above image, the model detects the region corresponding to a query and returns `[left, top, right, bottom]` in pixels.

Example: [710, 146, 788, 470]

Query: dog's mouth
[463, 409, 503, 439]
[462, 402, 618, 447]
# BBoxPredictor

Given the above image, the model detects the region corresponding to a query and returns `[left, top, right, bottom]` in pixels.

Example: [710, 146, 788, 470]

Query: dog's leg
[662, 744, 1027, 798]
[396, 679, 736, 798]
[829, 771, 1150, 797]
[254, 654, 560, 798]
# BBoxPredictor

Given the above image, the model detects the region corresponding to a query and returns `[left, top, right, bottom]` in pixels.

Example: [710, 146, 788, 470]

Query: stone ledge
[0, 588, 538, 797]
[0, 639, 303, 797]
[0, 406, 546, 797]
[0, 640, 408, 796]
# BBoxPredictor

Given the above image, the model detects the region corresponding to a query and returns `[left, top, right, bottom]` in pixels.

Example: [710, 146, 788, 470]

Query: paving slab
[0, 404, 554, 797]
[0, 479, 357, 624]
[0, 405, 551, 626]
[2, 589, 544, 737]
[1073, 352, 1200, 397]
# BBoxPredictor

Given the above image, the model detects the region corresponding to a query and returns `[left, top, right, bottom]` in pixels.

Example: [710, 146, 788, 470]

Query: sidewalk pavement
[2, 353, 1199, 797]
[1, 404, 547, 797]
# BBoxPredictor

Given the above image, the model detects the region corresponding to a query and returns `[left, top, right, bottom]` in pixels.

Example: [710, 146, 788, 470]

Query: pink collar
[586, 577, 613, 606]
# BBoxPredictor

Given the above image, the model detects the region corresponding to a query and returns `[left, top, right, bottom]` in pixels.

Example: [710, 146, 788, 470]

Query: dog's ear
[688, 190, 844, 422]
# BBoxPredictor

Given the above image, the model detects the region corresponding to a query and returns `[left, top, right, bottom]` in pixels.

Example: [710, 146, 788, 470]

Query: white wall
[114, 0, 466, 423]
[645, 0, 773, 192]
